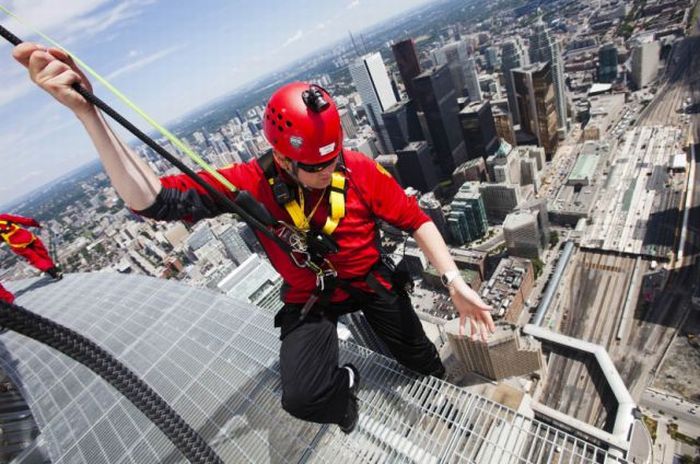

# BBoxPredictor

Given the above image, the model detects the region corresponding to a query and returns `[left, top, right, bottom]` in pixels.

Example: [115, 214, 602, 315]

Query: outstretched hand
[12, 43, 95, 118]
[449, 278, 496, 342]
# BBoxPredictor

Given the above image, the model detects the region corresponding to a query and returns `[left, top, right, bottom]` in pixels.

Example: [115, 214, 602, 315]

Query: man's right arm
[13, 43, 161, 211]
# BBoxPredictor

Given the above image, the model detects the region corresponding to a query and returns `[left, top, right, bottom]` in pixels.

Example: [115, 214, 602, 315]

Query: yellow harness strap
[322, 172, 346, 235]
[282, 171, 346, 234]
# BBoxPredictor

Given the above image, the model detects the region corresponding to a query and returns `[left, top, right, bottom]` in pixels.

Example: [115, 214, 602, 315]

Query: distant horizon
[0, 0, 438, 206]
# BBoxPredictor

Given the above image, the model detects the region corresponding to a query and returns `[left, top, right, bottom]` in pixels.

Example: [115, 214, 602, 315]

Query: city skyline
[0, 0, 436, 206]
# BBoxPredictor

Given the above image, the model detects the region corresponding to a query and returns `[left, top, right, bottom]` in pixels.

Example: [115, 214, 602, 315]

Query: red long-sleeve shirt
[138, 150, 430, 303]
[0, 214, 40, 248]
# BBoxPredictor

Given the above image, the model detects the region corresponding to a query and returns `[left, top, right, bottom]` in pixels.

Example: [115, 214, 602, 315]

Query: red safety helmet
[263, 82, 343, 165]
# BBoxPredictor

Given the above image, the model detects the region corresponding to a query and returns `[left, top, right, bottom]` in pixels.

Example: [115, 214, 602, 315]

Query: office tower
[349, 53, 398, 153]
[381, 99, 424, 151]
[447, 182, 488, 246]
[464, 56, 483, 103]
[598, 43, 619, 83]
[413, 65, 467, 179]
[433, 41, 482, 102]
[458, 101, 499, 161]
[339, 107, 358, 139]
[375, 154, 402, 183]
[512, 63, 559, 158]
[215, 224, 253, 265]
[418, 192, 448, 240]
[486, 140, 519, 184]
[343, 312, 392, 356]
[492, 105, 517, 146]
[446, 320, 543, 381]
[500, 37, 530, 125]
[391, 39, 422, 101]
[216, 254, 281, 309]
[504, 211, 543, 259]
[529, 17, 568, 136]
[396, 141, 439, 192]
[478, 183, 522, 222]
[485, 46, 500, 71]
[630, 40, 660, 89]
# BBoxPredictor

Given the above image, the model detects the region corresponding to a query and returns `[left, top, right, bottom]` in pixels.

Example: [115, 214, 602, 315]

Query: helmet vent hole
[277, 114, 283, 120]
[278, 125, 283, 132]
[286, 121, 292, 128]
[271, 107, 276, 113]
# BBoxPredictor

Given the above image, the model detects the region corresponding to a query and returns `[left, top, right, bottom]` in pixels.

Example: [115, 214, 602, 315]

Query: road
[640, 388, 700, 437]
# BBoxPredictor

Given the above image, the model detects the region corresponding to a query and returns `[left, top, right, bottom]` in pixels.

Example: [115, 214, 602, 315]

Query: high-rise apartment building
[446, 320, 543, 381]
[512, 62, 559, 158]
[500, 37, 530, 125]
[391, 39, 422, 101]
[413, 65, 467, 179]
[458, 100, 499, 161]
[349, 53, 398, 153]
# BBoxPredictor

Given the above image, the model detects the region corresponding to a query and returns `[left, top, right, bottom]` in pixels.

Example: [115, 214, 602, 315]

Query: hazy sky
[0, 0, 434, 206]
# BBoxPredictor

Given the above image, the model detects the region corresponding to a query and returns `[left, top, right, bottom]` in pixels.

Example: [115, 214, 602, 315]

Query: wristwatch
[440, 270, 460, 288]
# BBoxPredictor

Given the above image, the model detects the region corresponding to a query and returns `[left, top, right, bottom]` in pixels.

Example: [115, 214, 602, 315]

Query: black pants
[274, 283, 444, 425]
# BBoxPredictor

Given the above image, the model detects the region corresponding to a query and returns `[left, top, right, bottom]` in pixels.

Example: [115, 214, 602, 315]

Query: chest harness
[257, 152, 396, 322]
[0, 220, 33, 248]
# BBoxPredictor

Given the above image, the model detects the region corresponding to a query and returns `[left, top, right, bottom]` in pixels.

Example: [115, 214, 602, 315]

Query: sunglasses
[295, 155, 338, 173]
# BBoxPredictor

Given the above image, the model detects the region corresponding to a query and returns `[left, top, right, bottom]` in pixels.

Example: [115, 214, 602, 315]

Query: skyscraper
[381, 99, 424, 151]
[630, 39, 660, 89]
[458, 100, 499, 161]
[338, 107, 358, 139]
[500, 37, 530, 125]
[447, 182, 488, 246]
[433, 41, 482, 102]
[512, 62, 559, 158]
[349, 53, 398, 153]
[396, 141, 439, 192]
[529, 18, 568, 136]
[492, 104, 517, 146]
[598, 43, 619, 83]
[391, 39, 422, 101]
[413, 65, 467, 179]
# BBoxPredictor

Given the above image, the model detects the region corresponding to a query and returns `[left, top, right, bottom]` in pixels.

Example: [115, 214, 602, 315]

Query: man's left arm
[412, 222, 495, 341]
[365, 160, 495, 341]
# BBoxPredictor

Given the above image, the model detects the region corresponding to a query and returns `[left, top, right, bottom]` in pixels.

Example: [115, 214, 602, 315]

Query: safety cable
[0, 21, 297, 256]
[0, 300, 223, 464]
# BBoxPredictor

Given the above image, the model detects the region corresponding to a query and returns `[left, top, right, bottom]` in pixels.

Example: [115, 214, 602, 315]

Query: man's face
[274, 151, 338, 190]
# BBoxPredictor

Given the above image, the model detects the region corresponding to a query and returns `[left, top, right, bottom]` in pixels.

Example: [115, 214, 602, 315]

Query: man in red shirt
[14, 43, 496, 433]
[0, 283, 14, 304]
[0, 213, 62, 280]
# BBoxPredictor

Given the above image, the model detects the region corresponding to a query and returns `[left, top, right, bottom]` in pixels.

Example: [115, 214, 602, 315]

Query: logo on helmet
[289, 136, 303, 149]
[319, 142, 336, 157]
